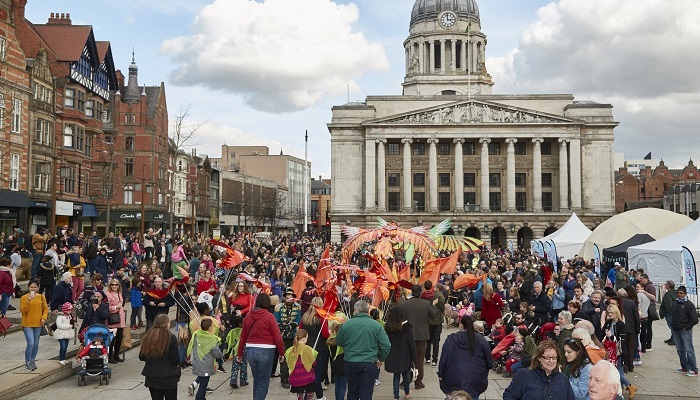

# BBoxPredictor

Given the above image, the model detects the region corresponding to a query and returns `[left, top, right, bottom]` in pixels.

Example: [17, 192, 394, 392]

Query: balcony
[31, 99, 54, 114]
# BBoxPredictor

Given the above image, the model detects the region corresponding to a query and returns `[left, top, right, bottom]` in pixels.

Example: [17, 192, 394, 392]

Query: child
[187, 318, 224, 399]
[490, 318, 507, 345]
[130, 275, 144, 330]
[225, 314, 247, 388]
[328, 321, 346, 400]
[502, 328, 530, 378]
[285, 329, 317, 400]
[77, 333, 108, 361]
[54, 302, 74, 365]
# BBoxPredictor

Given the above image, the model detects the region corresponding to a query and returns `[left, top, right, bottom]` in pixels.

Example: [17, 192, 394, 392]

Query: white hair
[596, 360, 622, 395]
[534, 281, 543, 288]
[558, 310, 572, 323]
[354, 300, 369, 314]
[572, 328, 592, 346]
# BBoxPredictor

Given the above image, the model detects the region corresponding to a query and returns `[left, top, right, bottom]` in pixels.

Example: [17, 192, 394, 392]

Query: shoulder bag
[647, 303, 660, 321]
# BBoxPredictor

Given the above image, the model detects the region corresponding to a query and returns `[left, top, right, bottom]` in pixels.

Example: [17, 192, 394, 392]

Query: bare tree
[92, 143, 122, 234]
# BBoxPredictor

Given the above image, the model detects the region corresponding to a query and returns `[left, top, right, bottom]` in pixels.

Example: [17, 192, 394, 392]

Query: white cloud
[160, 0, 389, 113]
[486, 0, 700, 165]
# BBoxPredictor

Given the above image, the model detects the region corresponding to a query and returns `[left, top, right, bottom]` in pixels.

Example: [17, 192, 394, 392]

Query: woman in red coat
[481, 282, 505, 327]
[229, 280, 252, 317]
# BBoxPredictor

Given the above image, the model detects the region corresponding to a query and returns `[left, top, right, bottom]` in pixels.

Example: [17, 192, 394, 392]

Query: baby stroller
[76, 324, 113, 386]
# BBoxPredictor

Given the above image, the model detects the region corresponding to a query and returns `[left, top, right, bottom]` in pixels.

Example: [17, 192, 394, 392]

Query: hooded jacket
[503, 365, 576, 400]
[438, 330, 493, 398]
[237, 307, 285, 358]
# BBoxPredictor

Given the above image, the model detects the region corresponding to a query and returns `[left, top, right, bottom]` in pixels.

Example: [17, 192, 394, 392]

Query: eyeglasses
[95, 278, 103, 281]
[110, 283, 120, 286]
[540, 356, 558, 361]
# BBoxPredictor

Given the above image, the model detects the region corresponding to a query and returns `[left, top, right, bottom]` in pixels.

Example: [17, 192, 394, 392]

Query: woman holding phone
[20, 279, 49, 371]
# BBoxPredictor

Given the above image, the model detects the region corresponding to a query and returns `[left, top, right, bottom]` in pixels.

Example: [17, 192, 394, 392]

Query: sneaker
[375, 379, 381, 386]
[432, 361, 437, 367]
[281, 382, 290, 389]
[218, 365, 226, 372]
[687, 371, 699, 377]
[317, 397, 327, 400]
[30, 361, 37, 371]
[7, 305, 15, 310]
[645, 347, 653, 352]
[25, 363, 31, 372]
[205, 388, 214, 392]
[240, 382, 248, 386]
[322, 383, 328, 390]
[188, 383, 196, 396]
[674, 369, 688, 374]
[229, 383, 238, 389]
[425, 359, 431, 364]
[59, 360, 66, 366]
[633, 360, 642, 366]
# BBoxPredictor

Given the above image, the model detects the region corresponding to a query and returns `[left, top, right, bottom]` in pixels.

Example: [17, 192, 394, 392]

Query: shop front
[54, 200, 74, 235]
[96, 210, 171, 235]
[0, 190, 29, 236]
[78, 203, 99, 234]
[28, 199, 51, 234]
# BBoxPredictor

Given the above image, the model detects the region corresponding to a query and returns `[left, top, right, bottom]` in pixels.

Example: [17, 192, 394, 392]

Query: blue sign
[593, 244, 601, 276]
[682, 246, 697, 295]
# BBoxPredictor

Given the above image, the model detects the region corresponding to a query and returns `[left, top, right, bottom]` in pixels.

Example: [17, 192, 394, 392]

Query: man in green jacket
[336, 300, 391, 400]
[660, 280, 677, 345]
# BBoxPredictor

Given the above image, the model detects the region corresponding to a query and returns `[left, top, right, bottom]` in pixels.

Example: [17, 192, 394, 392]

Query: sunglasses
[95, 278, 103, 281]
[110, 283, 120, 286]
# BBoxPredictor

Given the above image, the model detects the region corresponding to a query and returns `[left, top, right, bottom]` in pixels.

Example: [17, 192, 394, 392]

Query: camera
[91, 296, 100, 305]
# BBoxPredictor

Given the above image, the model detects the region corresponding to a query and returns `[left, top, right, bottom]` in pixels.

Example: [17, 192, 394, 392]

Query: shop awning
[82, 203, 99, 217]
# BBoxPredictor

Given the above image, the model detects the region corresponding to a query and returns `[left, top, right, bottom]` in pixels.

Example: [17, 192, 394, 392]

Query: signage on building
[73, 203, 83, 217]
[0, 209, 18, 218]
[30, 200, 51, 208]
[56, 201, 74, 216]
[118, 212, 142, 220]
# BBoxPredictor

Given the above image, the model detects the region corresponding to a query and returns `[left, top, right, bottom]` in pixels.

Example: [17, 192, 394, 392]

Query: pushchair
[76, 323, 113, 386]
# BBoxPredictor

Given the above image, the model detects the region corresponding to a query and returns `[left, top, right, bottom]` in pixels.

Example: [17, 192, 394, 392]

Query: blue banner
[593, 244, 601, 276]
[508, 240, 514, 253]
[545, 240, 557, 266]
[533, 241, 544, 257]
[682, 246, 697, 295]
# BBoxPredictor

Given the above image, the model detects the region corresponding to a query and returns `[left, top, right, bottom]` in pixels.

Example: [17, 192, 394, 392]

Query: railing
[653, 284, 700, 310]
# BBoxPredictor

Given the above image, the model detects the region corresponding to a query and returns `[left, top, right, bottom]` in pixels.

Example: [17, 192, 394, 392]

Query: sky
[23, 0, 700, 177]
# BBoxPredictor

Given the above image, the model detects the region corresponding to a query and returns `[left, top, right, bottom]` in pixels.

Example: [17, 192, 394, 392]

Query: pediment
[368, 100, 580, 126]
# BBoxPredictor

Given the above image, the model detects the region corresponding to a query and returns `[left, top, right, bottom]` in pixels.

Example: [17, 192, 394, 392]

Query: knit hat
[62, 302, 73, 314]
[677, 285, 687, 293]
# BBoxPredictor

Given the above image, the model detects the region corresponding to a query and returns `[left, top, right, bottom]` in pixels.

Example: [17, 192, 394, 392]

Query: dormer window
[441, 90, 456, 95]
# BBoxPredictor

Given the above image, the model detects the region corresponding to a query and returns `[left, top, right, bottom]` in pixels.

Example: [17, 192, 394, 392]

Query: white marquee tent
[628, 218, 700, 285]
[531, 212, 592, 260]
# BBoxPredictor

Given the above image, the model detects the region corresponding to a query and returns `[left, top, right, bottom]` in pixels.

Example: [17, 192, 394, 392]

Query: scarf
[677, 297, 689, 303]
[146, 287, 170, 300]
[187, 328, 220, 357]
[285, 343, 318, 373]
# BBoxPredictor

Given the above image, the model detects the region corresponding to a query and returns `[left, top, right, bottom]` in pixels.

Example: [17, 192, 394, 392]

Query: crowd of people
[0, 225, 698, 400]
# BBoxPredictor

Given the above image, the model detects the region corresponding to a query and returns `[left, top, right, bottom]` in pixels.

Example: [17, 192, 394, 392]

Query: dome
[410, 0, 480, 27]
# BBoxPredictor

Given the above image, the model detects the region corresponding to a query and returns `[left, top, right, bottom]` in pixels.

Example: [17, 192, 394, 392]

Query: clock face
[439, 11, 456, 28]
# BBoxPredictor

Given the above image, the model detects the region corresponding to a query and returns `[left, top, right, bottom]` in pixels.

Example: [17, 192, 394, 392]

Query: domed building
[328, 0, 618, 248]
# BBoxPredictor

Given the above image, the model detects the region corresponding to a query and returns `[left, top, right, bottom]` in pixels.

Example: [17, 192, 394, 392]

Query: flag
[643, 152, 652, 160]
[314, 306, 346, 322]
[315, 245, 333, 290]
[418, 249, 461, 284]
[291, 261, 312, 299]
[453, 273, 486, 290]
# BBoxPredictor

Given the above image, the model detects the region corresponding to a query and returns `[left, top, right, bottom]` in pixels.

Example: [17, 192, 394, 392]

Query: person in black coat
[139, 313, 181, 400]
[50, 272, 74, 311]
[503, 340, 575, 400]
[78, 290, 110, 333]
[616, 289, 640, 372]
[143, 277, 176, 331]
[384, 307, 417, 400]
[438, 315, 492, 399]
[37, 257, 59, 305]
[529, 282, 552, 325]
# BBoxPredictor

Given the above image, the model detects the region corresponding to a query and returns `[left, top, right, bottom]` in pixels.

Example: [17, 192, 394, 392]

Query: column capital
[440, 39, 446, 43]
[505, 138, 518, 144]
[532, 137, 544, 144]
[427, 138, 439, 144]
[401, 138, 413, 144]
[558, 138, 570, 144]
[375, 138, 387, 144]
[453, 138, 465, 144]
[479, 138, 491, 144]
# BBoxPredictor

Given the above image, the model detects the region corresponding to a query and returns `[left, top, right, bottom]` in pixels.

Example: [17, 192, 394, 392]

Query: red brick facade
[615, 160, 700, 213]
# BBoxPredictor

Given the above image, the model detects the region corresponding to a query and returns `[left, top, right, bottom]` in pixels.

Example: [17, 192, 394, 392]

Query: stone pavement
[0, 291, 696, 399]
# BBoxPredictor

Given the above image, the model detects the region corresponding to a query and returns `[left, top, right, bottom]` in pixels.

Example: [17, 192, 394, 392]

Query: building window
[85, 100, 94, 117]
[105, 134, 113, 144]
[102, 108, 110, 122]
[464, 173, 476, 187]
[0, 37, 6, 61]
[61, 165, 76, 194]
[439, 173, 450, 187]
[488, 142, 500, 155]
[489, 192, 502, 211]
[75, 125, 84, 151]
[35, 118, 52, 145]
[413, 192, 425, 211]
[543, 192, 553, 211]
[64, 88, 75, 108]
[124, 185, 134, 204]
[542, 173, 553, 187]
[125, 158, 134, 177]
[125, 136, 134, 151]
[412, 142, 425, 155]
[76, 91, 85, 111]
[516, 192, 527, 211]
[85, 133, 92, 157]
[63, 124, 74, 148]
[34, 162, 51, 191]
[388, 143, 400, 156]
[9, 153, 19, 190]
[388, 192, 400, 211]
[438, 142, 450, 155]
[83, 171, 89, 195]
[514, 142, 526, 155]
[489, 173, 501, 187]
[388, 173, 400, 187]
[464, 191, 476, 205]
[463, 142, 476, 155]
[0, 94, 4, 129]
[439, 192, 451, 211]
[125, 114, 135, 124]
[11, 99, 21, 133]
[413, 173, 425, 187]
[541, 141, 552, 155]
[515, 173, 527, 187]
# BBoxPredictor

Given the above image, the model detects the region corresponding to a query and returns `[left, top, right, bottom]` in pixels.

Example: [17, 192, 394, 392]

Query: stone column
[506, 138, 517, 212]
[402, 138, 413, 211]
[479, 138, 491, 211]
[559, 138, 570, 211]
[428, 138, 439, 211]
[532, 138, 543, 212]
[454, 139, 465, 210]
[461, 40, 467, 72]
[376, 139, 387, 211]
[440, 40, 446, 74]
[451, 40, 457, 71]
[472, 41, 478, 72]
[467, 40, 472, 73]
[569, 138, 582, 210]
[430, 41, 435, 73]
[419, 41, 425, 74]
[405, 48, 409, 75]
[365, 138, 376, 210]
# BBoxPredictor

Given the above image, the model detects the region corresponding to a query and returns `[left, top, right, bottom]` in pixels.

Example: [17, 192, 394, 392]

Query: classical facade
[328, 0, 618, 247]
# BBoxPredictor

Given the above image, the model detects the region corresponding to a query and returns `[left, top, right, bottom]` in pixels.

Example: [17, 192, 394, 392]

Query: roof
[411, 0, 480, 26]
[311, 179, 331, 190]
[33, 24, 92, 61]
[95, 41, 110, 61]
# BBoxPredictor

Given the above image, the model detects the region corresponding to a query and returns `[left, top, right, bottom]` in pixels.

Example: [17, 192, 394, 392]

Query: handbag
[108, 312, 121, 325]
[0, 316, 12, 338]
[648, 303, 660, 321]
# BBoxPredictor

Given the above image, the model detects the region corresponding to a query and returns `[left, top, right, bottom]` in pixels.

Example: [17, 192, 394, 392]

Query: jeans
[314, 350, 329, 398]
[176, 322, 187, 364]
[195, 375, 210, 400]
[666, 316, 674, 339]
[23, 327, 42, 363]
[58, 338, 70, 361]
[392, 371, 411, 399]
[31, 251, 42, 278]
[640, 318, 652, 350]
[0, 293, 12, 315]
[246, 347, 275, 400]
[334, 374, 347, 400]
[672, 329, 698, 372]
[345, 361, 376, 400]
[130, 306, 143, 326]
[426, 324, 442, 363]
[148, 387, 177, 400]
[616, 357, 630, 387]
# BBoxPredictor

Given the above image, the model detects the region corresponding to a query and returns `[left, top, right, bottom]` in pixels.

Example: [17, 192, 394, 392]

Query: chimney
[47, 12, 72, 25]
[11, 0, 28, 23]
[319, 175, 322, 181]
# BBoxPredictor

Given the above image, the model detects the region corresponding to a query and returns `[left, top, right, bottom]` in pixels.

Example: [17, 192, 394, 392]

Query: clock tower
[403, 0, 494, 96]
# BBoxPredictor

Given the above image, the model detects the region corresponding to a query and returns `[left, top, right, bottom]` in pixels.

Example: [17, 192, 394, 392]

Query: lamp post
[303, 130, 308, 234]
